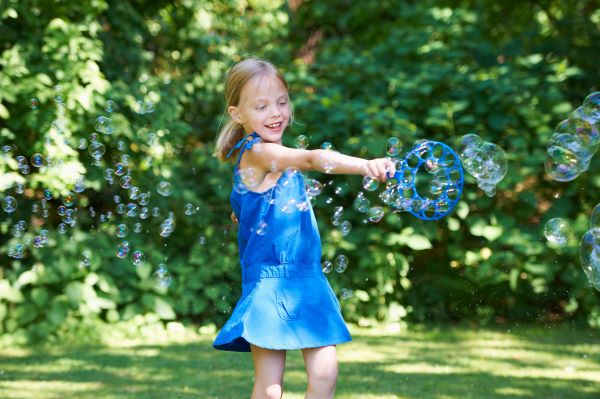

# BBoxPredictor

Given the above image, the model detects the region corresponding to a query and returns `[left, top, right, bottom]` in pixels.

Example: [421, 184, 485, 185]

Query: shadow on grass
[0, 324, 598, 399]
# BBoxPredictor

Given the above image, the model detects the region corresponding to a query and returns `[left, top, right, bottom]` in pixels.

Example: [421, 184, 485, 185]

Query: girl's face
[230, 75, 291, 145]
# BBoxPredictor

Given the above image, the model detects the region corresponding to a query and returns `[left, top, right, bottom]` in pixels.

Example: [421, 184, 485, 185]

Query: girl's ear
[228, 106, 242, 124]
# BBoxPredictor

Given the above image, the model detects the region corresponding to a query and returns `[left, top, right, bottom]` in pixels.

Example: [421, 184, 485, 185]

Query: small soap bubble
[62, 192, 76, 207]
[131, 250, 145, 267]
[256, 220, 268, 236]
[157, 181, 172, 196]
[89, 141, 106, 159]
[30, 153, 45, 167]
[295, 135, 309, 149]
[353, 192, 370, 213]
[57, 223, 68, 234]
[94, 116, 114, 134]
[2, 196, 17, 213]
[368, 206, 385, 223]
[322, 260, 333, 273]
[79, 251, 92, 268]
[116, 224, 129, 238]
[305, 178, 323, 197]
[199, 235, 207, 245]
[160, 217, 176, 238]
[321, 141, 334, 150]
[339, 288, 353, 300]
[362, 176, 379, 192]
[335, 255, 349, 273]
[184, 203, 194, 215]
[120, 175, 133, 189]
[544, 218, 570, 246]
[134, 222, 143, 233]
[340, 221, 352, 236]
[386, 137, 402, 157]
[30, 98, 39, 109]
[14, 183, 25, 195]
[105, 99, 115, 113]
[152, 264, 173, 289]
[116, 241, 130, 258]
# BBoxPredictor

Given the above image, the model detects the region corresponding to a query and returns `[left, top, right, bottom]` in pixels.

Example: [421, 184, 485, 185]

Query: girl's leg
[302, 345, 338, 399]
[250, 344, 286, 399]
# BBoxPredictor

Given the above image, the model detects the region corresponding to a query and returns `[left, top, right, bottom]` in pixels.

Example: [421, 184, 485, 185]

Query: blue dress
[213, 133, 352, 352]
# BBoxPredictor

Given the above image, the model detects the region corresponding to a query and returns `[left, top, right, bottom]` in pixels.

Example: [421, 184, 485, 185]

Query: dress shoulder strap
[225, 132, 261, 169]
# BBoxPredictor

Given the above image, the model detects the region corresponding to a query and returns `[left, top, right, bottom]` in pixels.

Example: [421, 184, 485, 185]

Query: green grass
[0, 323, 599, 398]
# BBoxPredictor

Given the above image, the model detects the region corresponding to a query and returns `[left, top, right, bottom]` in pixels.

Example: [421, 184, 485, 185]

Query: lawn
[0, 323, 598, 399]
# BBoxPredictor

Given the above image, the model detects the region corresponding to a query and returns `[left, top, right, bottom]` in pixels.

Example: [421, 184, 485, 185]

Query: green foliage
[1, 0, 599, 342]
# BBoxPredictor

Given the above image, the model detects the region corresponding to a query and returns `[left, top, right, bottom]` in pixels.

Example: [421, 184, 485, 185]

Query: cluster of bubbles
[380, 139, 464, 220]
[1, 93, 176, 290]
[322, 254, 349, 274]
[545, 92, 600, 182]
[457, 133, 507, 197]
[581, 204, 600, 291]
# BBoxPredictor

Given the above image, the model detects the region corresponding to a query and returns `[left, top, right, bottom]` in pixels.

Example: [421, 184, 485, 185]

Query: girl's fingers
[376, 161, 388, 182]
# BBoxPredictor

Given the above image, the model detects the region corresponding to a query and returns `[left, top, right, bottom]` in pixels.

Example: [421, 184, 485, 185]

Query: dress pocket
[276, 286, 306, 321]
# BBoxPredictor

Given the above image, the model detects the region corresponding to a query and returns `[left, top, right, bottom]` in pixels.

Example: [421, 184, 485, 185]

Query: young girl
[213, 57, 395, 399]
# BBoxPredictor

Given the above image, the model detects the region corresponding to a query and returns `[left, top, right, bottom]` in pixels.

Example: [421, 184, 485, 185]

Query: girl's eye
[279, 101, 288, 106]
[256, 105, 267, 110]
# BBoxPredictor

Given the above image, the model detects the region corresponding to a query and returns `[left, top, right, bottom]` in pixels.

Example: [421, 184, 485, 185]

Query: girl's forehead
[241, 74, 287, 102]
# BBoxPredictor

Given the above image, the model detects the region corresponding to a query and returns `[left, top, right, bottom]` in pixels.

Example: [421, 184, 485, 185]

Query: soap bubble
[2, 196, 17, 212]
[318, 150, 338, 173]
[62, 192, 76, 207]
[322, 260, 333, 273]
[131, 250, 145, 267]
[335, 255, 349, 273]
[184, 203, 194, 215]
[94, 116, 114, 134]
[30, 153, 45, 167]
[362, 176, 379, 191]
[320, 141, 334, 150]
[255, 220, 268, 235]
[353, 192, 370, 213]
[160, 216, 176, 238]
[591, 203, 600, 229]
[545, 132, 592, 182]
[156, 181, 172, 196]
[295, 135, 309, 149]
[116, 224, 129, 238]
[386, 137, 402, 157]
[105, 99, 115, 113]
[544, 218, 570, 246]
[580, 228, 600, 290]
[567, 106, 600, 151]
[79, 251, 92, 268]
[305, 178, 323, 197]
[368, 206, 385, 223]
[89, 141, 106, 159]
[116, 241, 130, 258]
[458, 134, 507, 194]
[340, 221, 352, 236]
[582, 91, 600, 119]
[30, 98, 39, 109]
[152, 264, 173, 289]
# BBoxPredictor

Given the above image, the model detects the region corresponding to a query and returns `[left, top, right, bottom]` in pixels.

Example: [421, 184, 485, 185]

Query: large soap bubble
[580, 228, 600, 291]
[457, 133, 507, 197]
[545, 92, 600, 182]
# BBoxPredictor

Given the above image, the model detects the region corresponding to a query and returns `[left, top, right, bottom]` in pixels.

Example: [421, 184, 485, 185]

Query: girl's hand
[231, 211, 238, 224]
[363, 158, 396, 182]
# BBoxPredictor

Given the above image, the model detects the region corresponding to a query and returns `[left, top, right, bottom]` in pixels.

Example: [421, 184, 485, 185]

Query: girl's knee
[307, 366, 338, 388]
[253, 383, 283, 399]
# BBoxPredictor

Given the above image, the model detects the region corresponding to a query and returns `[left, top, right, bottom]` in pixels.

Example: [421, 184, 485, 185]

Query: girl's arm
[245, 143, 395, 182]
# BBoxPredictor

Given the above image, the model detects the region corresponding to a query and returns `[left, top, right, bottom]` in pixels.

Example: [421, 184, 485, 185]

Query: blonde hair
[214, 57, 293, 162]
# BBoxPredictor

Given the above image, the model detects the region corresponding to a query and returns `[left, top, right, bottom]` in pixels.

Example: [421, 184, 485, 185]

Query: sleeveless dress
[213, 132, 352, 352]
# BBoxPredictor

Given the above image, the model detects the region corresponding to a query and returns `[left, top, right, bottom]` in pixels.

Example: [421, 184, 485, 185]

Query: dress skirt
[213, 262, 352, 352]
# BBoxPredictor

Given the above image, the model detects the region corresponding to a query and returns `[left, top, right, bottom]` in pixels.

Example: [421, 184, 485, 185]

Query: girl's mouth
[266, 122, 283, 129]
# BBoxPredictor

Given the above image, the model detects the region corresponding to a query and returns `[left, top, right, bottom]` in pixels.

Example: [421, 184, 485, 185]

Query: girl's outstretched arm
[245, 143, 395, 182]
